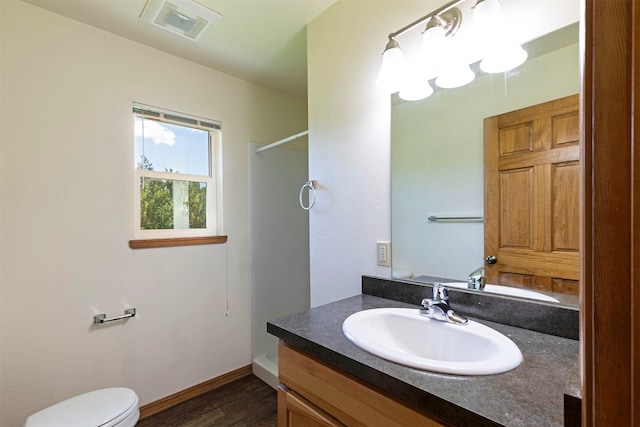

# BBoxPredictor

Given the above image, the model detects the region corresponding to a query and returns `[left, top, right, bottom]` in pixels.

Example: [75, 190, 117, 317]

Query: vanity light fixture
[377, 0, 527, 100]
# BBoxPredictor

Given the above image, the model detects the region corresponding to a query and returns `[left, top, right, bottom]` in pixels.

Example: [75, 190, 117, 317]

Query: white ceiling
[21, 0, 337, 99]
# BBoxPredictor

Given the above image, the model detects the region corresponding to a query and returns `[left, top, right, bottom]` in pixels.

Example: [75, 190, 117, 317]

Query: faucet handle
[420, 298, 434, 308]
[432, 283, 449, 301]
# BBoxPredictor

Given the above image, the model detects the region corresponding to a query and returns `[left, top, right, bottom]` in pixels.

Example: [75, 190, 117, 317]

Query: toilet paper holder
[94, 308, 136, 324]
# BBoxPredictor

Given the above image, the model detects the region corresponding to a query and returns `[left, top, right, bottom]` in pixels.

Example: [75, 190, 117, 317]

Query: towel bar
[428, 215, 484, 222]
[94, 308, 136, 324]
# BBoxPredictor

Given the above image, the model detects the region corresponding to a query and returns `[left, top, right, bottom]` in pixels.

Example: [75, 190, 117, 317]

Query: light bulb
[421, 23, 446, 79]
[480, 44, 528, 73]
[399, 77, 433, 101]
[376, 38, 404, 94]
[435, 36, 475, 89]
[473, 0, 503, 40]
[435, 63, 475, 89]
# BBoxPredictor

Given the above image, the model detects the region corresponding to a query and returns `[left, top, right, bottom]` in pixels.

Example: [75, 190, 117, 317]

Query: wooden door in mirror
[484, 94, 580, 296]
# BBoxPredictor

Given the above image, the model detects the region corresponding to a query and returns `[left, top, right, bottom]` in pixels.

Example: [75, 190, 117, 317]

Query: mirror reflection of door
[484, 94, 579, 295]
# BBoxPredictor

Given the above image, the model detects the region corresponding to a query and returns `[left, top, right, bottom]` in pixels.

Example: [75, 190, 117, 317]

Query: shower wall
[249, 143, 310, 387]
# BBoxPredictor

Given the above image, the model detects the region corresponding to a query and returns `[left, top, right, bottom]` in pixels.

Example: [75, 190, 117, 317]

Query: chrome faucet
[467, 266, 485, 290]
[419, 283, 468, 325]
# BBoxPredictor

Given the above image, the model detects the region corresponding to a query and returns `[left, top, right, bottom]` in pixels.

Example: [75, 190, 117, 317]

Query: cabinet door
[278, 385, 344, 427]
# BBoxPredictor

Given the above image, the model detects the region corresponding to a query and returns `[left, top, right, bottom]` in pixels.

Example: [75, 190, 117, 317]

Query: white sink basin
[444, 282, 560, 303]
[342, 308, 522, 375]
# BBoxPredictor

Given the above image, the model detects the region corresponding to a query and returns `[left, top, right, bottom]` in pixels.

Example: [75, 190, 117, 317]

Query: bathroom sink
[444, 282, 560, 303]
[342, 308, 522, 375]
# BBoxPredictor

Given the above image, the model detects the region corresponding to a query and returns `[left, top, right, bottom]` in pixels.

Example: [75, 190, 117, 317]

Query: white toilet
[25, 387, 139, 427]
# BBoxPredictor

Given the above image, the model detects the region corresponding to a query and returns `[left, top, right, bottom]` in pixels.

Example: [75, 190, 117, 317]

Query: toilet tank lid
[25, 387, 138, 427]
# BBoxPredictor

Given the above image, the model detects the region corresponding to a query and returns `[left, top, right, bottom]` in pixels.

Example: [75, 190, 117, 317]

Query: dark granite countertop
[268, 294, 579, 427]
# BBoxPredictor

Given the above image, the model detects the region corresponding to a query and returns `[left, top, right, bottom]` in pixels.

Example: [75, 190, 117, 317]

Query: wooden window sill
[129, 236, 227, 249]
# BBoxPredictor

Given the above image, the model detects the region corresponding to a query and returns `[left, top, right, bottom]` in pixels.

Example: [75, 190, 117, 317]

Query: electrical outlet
[377, 241, 391, 267]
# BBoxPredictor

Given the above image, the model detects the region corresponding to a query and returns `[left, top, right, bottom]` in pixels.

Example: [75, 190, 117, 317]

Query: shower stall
[249, 137, 310, 388]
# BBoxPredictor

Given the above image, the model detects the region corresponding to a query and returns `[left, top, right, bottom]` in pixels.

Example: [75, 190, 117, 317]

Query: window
[132, 103, 222, 241]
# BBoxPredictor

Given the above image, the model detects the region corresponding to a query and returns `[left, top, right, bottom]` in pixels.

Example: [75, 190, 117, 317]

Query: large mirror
[391, 1, 580, 307]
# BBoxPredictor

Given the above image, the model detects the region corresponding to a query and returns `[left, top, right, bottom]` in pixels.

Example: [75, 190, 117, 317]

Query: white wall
[0, 1, 306, 425]
[307, 1, 447, 307]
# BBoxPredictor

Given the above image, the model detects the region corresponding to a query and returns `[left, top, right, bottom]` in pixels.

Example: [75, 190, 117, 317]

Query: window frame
[132, 104, 223, 241]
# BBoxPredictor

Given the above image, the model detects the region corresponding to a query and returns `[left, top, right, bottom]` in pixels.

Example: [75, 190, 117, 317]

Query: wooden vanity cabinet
[277, 342, 447, 427]
[278, 385, 344, 427]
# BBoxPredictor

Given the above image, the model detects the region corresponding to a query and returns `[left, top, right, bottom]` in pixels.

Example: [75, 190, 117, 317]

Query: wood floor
[136, 375, 277, 427]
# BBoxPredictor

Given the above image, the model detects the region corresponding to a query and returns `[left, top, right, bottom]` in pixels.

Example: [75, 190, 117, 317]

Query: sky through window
[134, 117, 210, 176]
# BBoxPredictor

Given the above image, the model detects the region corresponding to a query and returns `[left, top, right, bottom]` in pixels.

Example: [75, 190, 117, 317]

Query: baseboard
[139, 364, 253, 419]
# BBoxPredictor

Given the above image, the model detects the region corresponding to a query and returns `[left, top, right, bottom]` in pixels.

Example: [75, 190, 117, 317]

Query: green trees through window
[137, 156, 206, 230]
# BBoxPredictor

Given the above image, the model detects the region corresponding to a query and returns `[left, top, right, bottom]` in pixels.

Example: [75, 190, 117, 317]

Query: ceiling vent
[140, 0, 222, 40]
